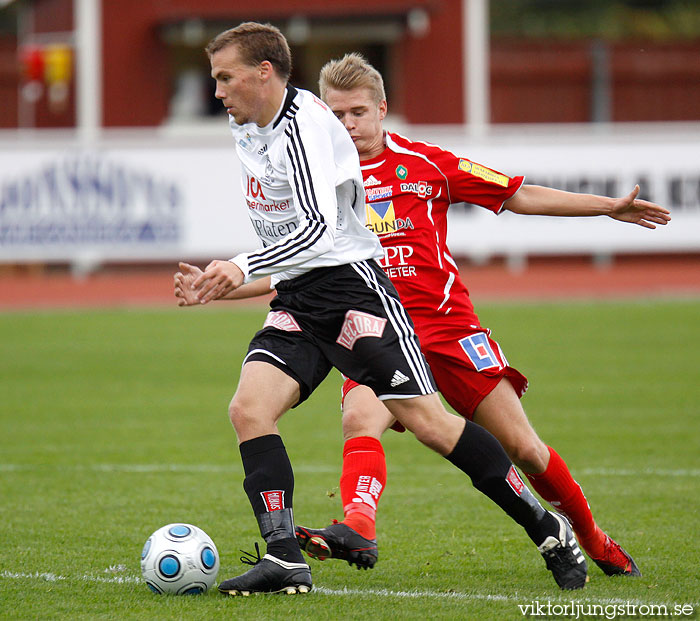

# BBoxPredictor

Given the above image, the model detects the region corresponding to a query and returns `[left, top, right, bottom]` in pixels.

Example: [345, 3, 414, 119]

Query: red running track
[1, 255, 699, 311]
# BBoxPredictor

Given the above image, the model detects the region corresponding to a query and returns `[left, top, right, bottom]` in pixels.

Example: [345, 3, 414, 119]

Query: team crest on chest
[263, 156, 275, 183]
[238, 132, 254, 151]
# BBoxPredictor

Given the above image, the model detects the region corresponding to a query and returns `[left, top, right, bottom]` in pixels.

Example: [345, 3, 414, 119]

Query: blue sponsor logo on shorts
[459, 333, 500, 371]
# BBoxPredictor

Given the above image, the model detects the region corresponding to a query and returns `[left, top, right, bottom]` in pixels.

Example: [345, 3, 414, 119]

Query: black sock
[446, 420, 556, 546]
[239, 434, 303, 562]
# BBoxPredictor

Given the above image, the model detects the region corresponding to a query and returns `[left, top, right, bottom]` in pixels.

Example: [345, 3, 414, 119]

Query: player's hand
[610, 185, 671, 229]
[174, 262, 203, 307]
[191, 259, 245, 304]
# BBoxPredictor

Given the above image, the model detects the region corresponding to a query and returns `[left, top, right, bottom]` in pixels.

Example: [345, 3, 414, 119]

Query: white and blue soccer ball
[141, 523, 220, 595]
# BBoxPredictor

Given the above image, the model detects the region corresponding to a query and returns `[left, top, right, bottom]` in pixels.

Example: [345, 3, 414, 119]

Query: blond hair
[319, 53, 386, 104]
[205, 22, 292, 80]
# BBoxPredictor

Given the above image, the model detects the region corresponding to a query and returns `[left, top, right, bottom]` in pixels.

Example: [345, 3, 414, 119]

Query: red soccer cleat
[296, 521, 378, 570]
[589, 533, 642, 577]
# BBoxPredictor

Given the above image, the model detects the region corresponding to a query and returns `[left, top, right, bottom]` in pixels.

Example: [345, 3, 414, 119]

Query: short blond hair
[319, 53, 386, 104]
[205, 22, 292, 80]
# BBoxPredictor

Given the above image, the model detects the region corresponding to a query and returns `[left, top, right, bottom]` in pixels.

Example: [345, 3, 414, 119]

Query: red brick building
[1, 0, 699, 129]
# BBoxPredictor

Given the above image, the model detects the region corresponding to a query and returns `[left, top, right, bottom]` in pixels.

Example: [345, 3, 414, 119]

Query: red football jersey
[361, 132, 524, 345]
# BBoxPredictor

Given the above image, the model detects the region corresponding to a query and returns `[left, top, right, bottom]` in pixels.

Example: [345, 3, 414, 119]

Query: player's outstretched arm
[504, 184, 671, 229]
[174, 262, 272, 306]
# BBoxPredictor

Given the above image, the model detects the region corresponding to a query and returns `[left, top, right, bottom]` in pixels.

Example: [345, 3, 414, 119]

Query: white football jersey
[228, 86, 383, 286]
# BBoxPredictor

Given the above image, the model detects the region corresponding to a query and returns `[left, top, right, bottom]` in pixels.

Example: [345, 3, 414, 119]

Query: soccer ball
[140, 523, 220, 595]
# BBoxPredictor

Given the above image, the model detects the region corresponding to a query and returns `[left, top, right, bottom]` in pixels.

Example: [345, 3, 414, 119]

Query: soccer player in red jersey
[293, 53, 670, 577]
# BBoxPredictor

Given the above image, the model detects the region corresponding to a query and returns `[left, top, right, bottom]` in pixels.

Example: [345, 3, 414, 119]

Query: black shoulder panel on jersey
[273, 85, 299, 129]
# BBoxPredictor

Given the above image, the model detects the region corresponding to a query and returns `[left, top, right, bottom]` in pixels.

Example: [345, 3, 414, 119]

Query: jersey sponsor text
[365, 201, 414, 236]
[377, 245, 417, 279]
[458, 159, 509, 187]
[252, 218, 298, 238]
[400, 181, 433, 198]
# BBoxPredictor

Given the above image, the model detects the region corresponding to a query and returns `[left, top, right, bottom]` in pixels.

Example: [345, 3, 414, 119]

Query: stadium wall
[3, 0, 700, 128]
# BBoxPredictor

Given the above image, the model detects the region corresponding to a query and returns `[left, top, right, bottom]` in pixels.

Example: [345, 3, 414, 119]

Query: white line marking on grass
[0, 463, 337, 474]
[92, 464, 240, 473]
[0, 570, 142, 585]
[2, 464, 699, 477]
[2, 571, 697, 608]
[315, 586, 700, 608]
[579, 467, 700, 477]
[315, 585, 514, 602]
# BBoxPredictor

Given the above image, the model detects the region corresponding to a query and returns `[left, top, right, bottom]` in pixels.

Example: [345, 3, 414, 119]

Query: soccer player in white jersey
[185, 22, 590, 596]
[291, 53, 670, 579]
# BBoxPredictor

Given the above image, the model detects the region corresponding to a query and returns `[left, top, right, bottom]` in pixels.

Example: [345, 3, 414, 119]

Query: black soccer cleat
[590, 533, 642, 577]
[218, 544, 312, 597]
[537, 512, 588, 590]
[296, 521, 378, 570]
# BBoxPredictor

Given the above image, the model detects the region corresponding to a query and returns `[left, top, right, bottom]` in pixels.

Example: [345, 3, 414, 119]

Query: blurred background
[0, 0, 699, 303]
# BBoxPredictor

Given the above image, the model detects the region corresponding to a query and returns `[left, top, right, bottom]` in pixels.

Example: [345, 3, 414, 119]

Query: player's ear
[378, 99, 388, 121]
[259, 60, 274, 81]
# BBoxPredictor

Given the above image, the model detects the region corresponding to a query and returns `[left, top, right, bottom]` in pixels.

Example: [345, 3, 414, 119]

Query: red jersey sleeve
[388, 132, 524, 214]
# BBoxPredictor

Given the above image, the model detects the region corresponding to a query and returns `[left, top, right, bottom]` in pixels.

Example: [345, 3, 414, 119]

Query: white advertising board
[0, 142, 256, 264]
[428, 127, 700, 261]
[0, 125, 698, 265]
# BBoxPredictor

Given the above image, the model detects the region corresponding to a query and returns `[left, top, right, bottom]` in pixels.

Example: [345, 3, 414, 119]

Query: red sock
[339, 436, 386, 540]
[525, 446, 605, 557]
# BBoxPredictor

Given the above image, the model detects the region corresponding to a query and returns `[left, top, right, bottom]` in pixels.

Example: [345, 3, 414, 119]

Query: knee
[342, 406, 368, 440]
[412, 425, 450, 454]
[401, 410, 462, 455]
[228, 396, 254, 434]
[341, 390, 394, 441]
[386, 394, 465, 456]
[341, 406, 387, 441]
[410, 415, 465, 455]
[506, 437, 549, 474]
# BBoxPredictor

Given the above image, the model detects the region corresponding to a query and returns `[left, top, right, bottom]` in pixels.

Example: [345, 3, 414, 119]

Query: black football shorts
[244, 260, 436, 405]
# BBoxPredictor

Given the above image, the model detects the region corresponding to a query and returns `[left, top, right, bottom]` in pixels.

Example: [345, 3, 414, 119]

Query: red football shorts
[341, 328, 527, 431]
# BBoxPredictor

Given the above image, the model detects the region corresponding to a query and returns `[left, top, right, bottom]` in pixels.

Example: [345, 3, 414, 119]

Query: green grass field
[1, 300, 699, 620]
